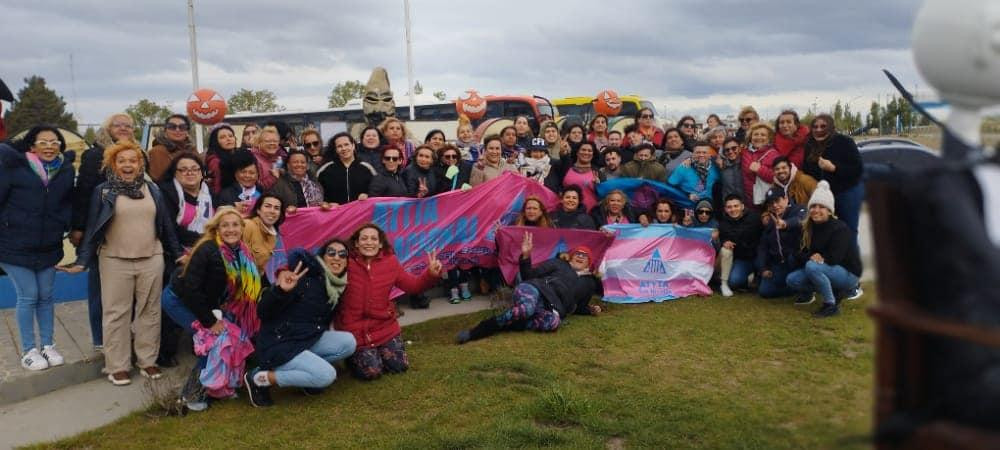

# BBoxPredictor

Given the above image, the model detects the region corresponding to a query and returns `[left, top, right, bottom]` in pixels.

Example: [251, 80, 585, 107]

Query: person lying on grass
[456, 232, 602, 344]
[244, 241, 357, 408]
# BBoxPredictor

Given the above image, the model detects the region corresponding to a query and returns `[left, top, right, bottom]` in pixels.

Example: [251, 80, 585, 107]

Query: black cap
[765, 187, 786, 205]
[528, 137, 548, 151]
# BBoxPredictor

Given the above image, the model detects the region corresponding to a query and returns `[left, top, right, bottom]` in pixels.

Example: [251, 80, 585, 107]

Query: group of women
[0, 103, 864, 411]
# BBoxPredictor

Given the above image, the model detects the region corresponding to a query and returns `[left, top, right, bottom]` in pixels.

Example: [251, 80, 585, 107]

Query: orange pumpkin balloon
[186, 88, 227, 125]
[455, 90, 487, 120]
[593, 89, 623, 116]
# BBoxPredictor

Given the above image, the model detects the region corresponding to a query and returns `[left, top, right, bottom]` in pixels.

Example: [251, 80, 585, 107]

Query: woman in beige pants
[62, 142, 182, 386]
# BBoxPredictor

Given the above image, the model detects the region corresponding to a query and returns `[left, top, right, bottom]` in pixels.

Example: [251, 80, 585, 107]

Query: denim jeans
[786, 261, 859, 305]
[758, 264, 793, 298]
[87, 264, 102, 346]
[835, 182, 865, 236]
[0, 263, 56, 353]
[728, 258, 755, 289]
[161, 284, 207, 369]
[273, 330, 357, 388]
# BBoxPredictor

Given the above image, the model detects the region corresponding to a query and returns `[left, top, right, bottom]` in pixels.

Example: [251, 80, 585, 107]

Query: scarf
[315, 255, 348, 306]
[173, 179, 214, 234]
[25, 152, 63, 186]
[520, 155, 551, 182]
[692, 158, 711, 183]
[107, 172, 146, 199]
[292, 174, 324, 207]
[217, 238, 262, 336]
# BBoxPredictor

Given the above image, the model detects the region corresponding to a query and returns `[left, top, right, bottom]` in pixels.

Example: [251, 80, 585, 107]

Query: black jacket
[170, 240, 230, 328]
[755, 204, 806, 272]
[215, 183, 262, 207]
[552, 205, 597, 230]
[802, 133, 863, 195]
[519, 256, 600, 318]
[433, 161, 472, 194]
[797, 218, 862, 277]
[368, 168, 409, 197]
[256, 249, 354, 369]
[72, 144, 107, 231]
[74, 180, 183, 267]
[717, 209, 763, 261]
[401, 163, 439, 197]
[0, 144, 76, 269]
[158, 181, 214, 248]
[317, 159, 376, 204]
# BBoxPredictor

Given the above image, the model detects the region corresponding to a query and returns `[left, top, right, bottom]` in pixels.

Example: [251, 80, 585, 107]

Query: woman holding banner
[456, 232, 601, 344]
[552, 186, 597, 230]
[590, 190, 639, 228]
[334, 224, 441, 380]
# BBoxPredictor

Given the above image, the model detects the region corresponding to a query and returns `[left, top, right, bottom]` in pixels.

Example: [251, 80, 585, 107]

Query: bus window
[536, 101, 555, 122]
[434, 104, 458, 120]
[620, 102, 639, 117]
[504, 100, 534, 119]
[344, 110, 365, 122]
[485, 102, 503, 119]
[557, 104, 590, 119]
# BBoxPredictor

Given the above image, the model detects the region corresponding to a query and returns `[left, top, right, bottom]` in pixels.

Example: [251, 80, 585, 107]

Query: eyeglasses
[724, 146, 740, 152]
[681, 123, 695, 129]
[639, 114, 654, 119]
[696, 210, 712, 215]
[165, 123, 189, 131]
[33, 140, 61, 148]
[739, 118, 754, 123]
[325, 248, 349, 258]
[572, 251, 590, 258]
[303, 141, 322, 149]
[111, 122, 134, 129]
[442, 154, 459, 160]
[382, 156, 401, 162]
[175, 167, 201, 174]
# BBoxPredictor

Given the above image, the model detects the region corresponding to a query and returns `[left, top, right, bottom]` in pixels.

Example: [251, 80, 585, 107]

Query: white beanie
[808, 180, 835, 214]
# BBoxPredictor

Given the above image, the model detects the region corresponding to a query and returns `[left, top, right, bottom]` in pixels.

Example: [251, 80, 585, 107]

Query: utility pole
[69, 53, 79, 132]
[187, 0, 204, 152]
[404, 0, 415, 120]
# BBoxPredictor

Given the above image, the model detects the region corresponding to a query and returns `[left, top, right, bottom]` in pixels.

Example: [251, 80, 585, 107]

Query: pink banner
[267, 173, 559, 279]
[494, 226, 615, 284]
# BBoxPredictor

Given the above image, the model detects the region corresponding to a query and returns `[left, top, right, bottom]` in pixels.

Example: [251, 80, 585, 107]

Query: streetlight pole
[187, 0, 204, 152]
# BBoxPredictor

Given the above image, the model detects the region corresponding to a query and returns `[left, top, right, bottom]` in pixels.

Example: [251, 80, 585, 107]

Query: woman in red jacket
[334, 223, 442, 380]
[741, 123, 780, 209]
[773, 110, 809, 168]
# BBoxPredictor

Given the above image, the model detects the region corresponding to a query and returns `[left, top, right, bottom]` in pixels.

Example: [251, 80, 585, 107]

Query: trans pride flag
[494, 226, 614, 284]
[599, 224, 715, 303]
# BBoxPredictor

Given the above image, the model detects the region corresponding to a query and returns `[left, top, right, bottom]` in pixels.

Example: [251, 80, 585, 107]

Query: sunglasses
[681, 123, 695, 128]
[739, 118, 754, 123]
[303, 141, 322, 149]
[382, 156, 401, 161]
[639, 114, 654, 119]
[572, 251, 590, 258]
[697, 210, 712, 215]
[325, 248, 349, 258]
[165, 123, 189, 131]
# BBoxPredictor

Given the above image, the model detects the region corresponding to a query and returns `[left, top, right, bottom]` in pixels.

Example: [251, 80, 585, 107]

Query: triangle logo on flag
[643, 248, 667, 274]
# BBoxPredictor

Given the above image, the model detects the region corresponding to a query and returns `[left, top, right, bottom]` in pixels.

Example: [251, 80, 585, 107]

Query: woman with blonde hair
[62, 141, 183, 386]
[251, 126, 286, 190]
[161, 206, 263, 410]
[513, 196, 554, 228]
[454, 115, 482, 162]
[741, 122, 780, 208]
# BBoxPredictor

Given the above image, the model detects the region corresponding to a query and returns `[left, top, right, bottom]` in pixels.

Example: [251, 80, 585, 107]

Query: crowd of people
[0, 104, 865, 410]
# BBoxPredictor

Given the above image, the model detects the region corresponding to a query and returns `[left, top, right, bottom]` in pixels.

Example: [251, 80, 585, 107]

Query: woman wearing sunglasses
[1, 126, 75, 371]
[149, 114, 196, 182]
[243, 240, 357, 407]
[456, 232, 601, 344]
[368, 147, 409, 197]
[626, 107, 664, 149]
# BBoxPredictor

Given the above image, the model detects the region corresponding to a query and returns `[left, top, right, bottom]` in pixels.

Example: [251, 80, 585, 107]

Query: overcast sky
[1, 0, 928, 126]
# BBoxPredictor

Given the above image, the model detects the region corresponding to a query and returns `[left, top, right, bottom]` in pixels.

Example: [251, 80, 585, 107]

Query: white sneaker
[846, 286, 864, 301]
[720, 283, 734, 297]
[42, 345, 64, 366]
[21, 348, 49, 371]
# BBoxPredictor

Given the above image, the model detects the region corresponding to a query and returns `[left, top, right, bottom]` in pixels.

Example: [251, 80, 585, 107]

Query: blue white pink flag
[494, 226, 614, 284]
[599, 224, 715, 303]
[596, 177, 695, 211]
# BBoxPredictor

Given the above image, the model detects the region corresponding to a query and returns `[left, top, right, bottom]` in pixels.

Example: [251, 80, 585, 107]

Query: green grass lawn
[39, 285, 875, 449]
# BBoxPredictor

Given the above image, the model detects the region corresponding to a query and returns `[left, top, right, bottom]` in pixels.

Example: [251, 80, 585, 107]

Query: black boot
[409, 294, 431, 309]
[456, 317, 502, 344]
